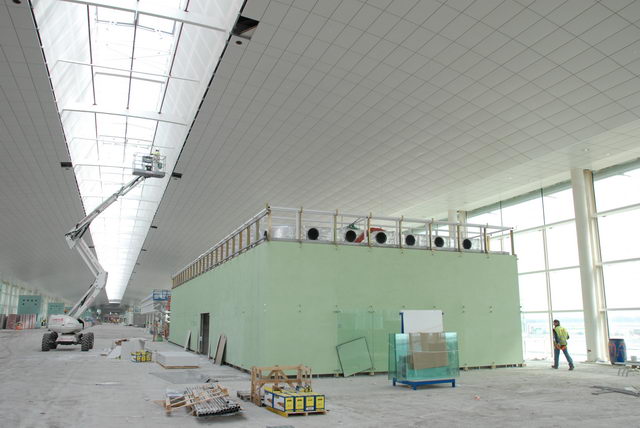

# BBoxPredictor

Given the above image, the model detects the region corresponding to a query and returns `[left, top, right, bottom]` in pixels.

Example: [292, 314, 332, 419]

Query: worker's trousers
[553, 346, 574, 368]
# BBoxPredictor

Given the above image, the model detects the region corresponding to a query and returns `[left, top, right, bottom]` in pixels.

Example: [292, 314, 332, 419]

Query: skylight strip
[34, 0, 243, 302]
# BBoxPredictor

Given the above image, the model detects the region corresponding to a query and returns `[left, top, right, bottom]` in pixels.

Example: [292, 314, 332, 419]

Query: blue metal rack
[392, 377, 456, 390]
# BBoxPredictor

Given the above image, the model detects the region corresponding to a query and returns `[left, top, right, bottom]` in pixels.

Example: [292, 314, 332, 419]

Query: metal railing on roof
[171, 206, 514, 288]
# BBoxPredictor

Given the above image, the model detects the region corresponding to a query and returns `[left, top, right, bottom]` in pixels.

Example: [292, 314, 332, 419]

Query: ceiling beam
[59, 0, 228, 32]
[61, 103, 188, 126]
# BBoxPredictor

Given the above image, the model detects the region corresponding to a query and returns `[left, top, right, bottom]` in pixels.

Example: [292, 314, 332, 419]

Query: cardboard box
[263, 386, 325, 413]
[408, 333, 449, 370]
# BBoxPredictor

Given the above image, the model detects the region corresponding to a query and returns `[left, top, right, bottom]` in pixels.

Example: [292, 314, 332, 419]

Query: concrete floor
[1, 325, 639, 428]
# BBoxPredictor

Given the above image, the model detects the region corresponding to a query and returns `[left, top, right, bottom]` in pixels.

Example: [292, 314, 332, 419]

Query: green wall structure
[17, 295, 42, 315]
[170, 241, 523, 374]
[47, 302, 65, 316]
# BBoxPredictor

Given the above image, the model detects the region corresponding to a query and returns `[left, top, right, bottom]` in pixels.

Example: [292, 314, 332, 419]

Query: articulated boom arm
[65, 175, 146, 318]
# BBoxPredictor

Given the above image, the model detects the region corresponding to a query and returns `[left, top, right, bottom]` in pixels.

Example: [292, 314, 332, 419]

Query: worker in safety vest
[552, 319, 574, 370]
[153, 149, 162, 171]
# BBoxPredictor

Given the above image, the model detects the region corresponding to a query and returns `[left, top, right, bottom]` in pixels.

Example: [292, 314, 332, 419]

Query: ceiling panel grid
[128, 0, 640, 299]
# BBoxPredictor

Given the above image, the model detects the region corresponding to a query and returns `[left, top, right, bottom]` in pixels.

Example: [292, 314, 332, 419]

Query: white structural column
[571, 168, 607, 361]
[448, 209, 458, 247]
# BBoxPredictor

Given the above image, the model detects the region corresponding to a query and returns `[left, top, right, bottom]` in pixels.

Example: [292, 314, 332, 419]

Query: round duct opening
[405, 234, 416, 246]
[462, 238, 472, 250]
[345, 230, 358, 243]
[374, 231, 387, 244]
[434, 236, 445, 247]
[306, 227, 320, 240]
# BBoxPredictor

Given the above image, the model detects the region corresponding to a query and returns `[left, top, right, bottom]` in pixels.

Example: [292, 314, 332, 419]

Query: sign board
[400, 310, 443, 333]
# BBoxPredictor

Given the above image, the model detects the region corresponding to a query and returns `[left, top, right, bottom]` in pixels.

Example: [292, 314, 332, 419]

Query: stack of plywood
[156, 351, 199, 368]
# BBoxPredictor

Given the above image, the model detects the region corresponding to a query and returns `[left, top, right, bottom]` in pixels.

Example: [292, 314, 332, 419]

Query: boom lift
[42, 153, 165, 351]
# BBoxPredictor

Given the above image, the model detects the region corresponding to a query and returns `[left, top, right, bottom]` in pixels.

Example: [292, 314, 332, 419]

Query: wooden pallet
[250, 365, 312, 406]
[266, 407, 326, 418]
[236, 390, 251, 401]
[157, 362, 199, 369]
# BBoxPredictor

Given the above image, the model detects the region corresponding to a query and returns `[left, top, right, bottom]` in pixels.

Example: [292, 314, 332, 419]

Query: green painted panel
[47, 303, 65, 315]
[169, 244, 269, 368]
[171, 241, 523, 374]
[18, 295, 41, 315]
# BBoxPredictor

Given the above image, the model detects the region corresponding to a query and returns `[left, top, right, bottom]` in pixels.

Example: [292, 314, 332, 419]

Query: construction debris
[236, 390, 251, 401]
[163, 383, 241, 417]
[591, 385, 640, 397]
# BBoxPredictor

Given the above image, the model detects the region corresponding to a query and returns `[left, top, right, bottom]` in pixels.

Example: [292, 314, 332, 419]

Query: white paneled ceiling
[2, 0, 640, 304]
[0, 0, 89, 302]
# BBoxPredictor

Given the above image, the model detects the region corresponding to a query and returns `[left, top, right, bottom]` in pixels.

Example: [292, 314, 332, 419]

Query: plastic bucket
[608, 338, 627, 364]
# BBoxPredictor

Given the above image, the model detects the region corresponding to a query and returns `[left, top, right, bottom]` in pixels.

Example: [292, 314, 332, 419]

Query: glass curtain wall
[594, 161, 640, 358]
[468, 184, 587, 361]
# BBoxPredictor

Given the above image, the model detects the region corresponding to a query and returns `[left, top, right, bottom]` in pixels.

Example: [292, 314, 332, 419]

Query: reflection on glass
[603, 261, 640, 309]
[594, 168, 640, 212]
[543, 188, 574, 224]
[501, 196, 544, 231]
[549, 268, 583, 311]
[552, 312, 587, 361]
[607, 310, 640, 357]
[514, 230, 545, 273]
[546, 222, 579, 269]
[521, 313, 551, 360]
[519, 273, 548, 311]
[598, 210, 640, 262]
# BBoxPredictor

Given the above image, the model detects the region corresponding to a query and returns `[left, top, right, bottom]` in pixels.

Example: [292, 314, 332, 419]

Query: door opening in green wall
[199, 313, 210, 356]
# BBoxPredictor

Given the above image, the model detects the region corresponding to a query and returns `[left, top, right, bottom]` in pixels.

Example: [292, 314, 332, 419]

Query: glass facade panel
[594, 167, 640, 212]
[468, 209, 502, 227]
[518, 273, 548, 312]
[549, 269, 583, 311]
[514, 230, 545, 273]
[501, 196, 544, 231]
[545, 222, 579, 269]
[521, 313, 551, 361]
[597, 210, 640, 262]
[552, 312, 587, 360]
[603, 261, 640, 309]
[607, 310, 640, 358]
[543, 188, 574, 224]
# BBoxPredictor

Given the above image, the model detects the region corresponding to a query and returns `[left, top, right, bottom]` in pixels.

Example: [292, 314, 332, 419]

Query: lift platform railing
[171, 206, 513, 288]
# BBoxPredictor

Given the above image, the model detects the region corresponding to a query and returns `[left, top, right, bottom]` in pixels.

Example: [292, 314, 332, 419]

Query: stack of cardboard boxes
[408, 332, 449, 370]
